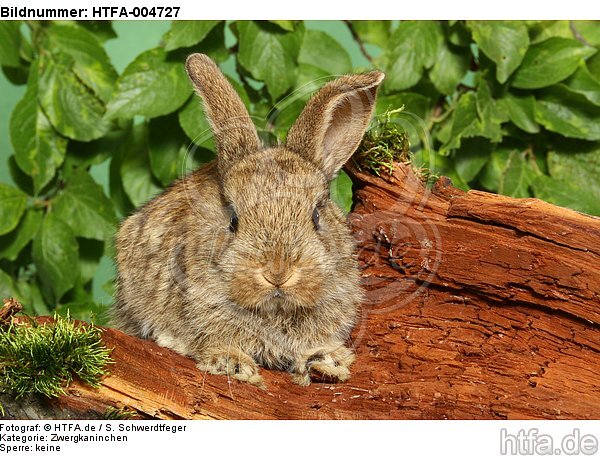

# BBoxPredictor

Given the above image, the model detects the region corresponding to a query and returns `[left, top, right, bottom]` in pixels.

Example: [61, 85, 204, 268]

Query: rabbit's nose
[261, 254, 296, 287]
[262, 257, 293, 287]
[262, 270, 292, 287]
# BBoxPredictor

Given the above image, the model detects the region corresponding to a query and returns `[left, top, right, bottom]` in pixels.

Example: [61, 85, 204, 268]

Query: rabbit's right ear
[286, 71, 384, 181]
[185, 54, 260, 174]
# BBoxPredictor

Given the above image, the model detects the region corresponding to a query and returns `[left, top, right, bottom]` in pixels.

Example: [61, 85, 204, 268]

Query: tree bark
[2, 163, 599, 419]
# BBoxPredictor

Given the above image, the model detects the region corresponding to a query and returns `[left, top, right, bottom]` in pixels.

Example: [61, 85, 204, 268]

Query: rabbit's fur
[112, 54, 384, 386]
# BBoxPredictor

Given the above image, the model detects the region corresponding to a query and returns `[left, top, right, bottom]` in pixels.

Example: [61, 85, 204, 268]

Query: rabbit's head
[185, 54, 384, 314]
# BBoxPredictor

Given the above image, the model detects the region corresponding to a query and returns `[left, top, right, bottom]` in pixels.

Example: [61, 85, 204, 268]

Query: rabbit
[112, 53, 385, 387]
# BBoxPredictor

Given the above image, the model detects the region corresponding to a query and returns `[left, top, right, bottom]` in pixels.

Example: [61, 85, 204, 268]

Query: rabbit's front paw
[307, 350, 352, 383]
[196, 349, 265, 388]
[293, 345, 356, 385]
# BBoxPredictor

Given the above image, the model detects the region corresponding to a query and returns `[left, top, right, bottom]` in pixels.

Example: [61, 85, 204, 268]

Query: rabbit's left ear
[286, 71, 384, 181]
[185, 53, 260, 175]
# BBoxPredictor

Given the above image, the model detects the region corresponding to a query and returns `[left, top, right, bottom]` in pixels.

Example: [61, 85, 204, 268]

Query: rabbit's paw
[293, 345, 356, 385]
[308, 353, 351, 382]
[291, 371, 311, 387]
[196, 349, 265, 388]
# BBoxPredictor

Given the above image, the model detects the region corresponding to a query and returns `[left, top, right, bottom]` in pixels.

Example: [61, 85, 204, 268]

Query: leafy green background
[0, 20, 599, 323]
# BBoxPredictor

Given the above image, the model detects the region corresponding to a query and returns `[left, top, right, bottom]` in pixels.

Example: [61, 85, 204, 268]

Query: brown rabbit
[112, 53, 384, 387]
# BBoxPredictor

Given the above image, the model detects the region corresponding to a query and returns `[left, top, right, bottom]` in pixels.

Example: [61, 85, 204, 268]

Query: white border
[4, 0, 600, 20]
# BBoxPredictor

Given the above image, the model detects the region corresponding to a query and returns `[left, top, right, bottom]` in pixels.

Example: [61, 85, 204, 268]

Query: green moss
[0, 313, 112, 399]
[103, 406, 138, 420]
[354, 107, 441, 188]
[414, 164, 442, 188]
[354, 108, 410, 176]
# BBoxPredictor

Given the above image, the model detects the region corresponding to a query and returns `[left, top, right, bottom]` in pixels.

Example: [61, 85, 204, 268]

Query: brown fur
[112, 54, 384, 386]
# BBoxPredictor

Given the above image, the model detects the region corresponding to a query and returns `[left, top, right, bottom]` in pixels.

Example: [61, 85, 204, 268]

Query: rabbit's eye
[229, 210, 239, 233]
[312, 207, 320, 230]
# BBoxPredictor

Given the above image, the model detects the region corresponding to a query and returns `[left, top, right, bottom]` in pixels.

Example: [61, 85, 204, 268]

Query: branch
[569, 21, 591, 47]
[344, 21, 374, 65]
[3, 163, 600, 419]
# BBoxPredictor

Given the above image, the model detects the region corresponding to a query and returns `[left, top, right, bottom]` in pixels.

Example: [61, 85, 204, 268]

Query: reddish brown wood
[2, 163, 599, 419]
[0, 298, 23, 326]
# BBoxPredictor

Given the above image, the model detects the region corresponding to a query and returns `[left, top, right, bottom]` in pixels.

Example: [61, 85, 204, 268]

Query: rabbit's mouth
[272, 289, 284, 299]
[222, 248, 327, 312]
[255, 290, 318, 315]
[228, 269, 324, 314]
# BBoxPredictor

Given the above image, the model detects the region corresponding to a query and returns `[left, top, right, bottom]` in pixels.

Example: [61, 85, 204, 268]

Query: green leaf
[0, 209, 42, 261]
[548, 142, 600, 180]
[532, 175, 600, 216]
[469, 21, 530, 84]
[500, 149, 534, 198]
[149, 114, 203, 187]
[19, 33, 33, 63]
[293, 64, 330, 93]
[330, 170, 353, 214]
[479, 147, 510, 192]
[430, 40, 470, 95]
[0, 269, 17, 300]
[7, 156, 33, 196]
[350, 21, 391, 48]
[588, 53, 600, 80]
[120, 123, 163, 207]
[52, 170, 117, 241]
[44, 24, 118, 102]
[376, 92, 432, 121]
[57, 297, 108, 324]
[443, 92, 481, 151]
[535, 87, 600, 140]
[64, 127, 129, 170]
[149, 115, 187, 187]
[15, 23, 113, 121]
[272, 96, 306, 139]
[536, 142, 600, 216]
[38, 52, 112, 142]
[454, 138, 492, 183]
[562, 63, 600, 106]
[106, 47, 192, 120]
[572, 21, 600, 47]
[77, 238, 104, 284]
[475, 80, 507, 143]
[446, 21, 471, 47]
[14, 279, 49, 315]
[528, 21, 572, 44]
[385, 21, 444, 91]
[498, 91, 540, 134]
[512, 37, 597, 89]
[192, 22, 229, 63]
[298, 30, 352, 75]
[0, 184, 27, 236]
[163, 20, 221, 51]
[237, 21, 304, 100]
[109, 148, 134, 218]
[77, 21, 117, 43]
[412, 149, 469, 191]
[33, 214, 79, 302]
[268, 21, 296, 32]
[0, 21, 22, 67]
[433, 115, 452, 145]
[178, 97, 215, 149]
[10, 70, 68, 195]
[479, 146, 538, 198]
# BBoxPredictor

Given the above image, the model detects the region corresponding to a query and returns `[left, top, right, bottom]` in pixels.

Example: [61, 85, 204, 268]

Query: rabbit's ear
[185, 54, 260, 173]
[286, 71, 385, 181]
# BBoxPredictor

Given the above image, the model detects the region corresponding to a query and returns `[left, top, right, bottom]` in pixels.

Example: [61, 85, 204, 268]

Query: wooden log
[2, 163, 599, 419]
